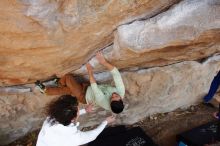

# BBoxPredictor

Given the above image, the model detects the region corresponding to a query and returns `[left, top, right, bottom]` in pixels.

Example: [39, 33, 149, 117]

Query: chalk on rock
[0, 86, 31, 94]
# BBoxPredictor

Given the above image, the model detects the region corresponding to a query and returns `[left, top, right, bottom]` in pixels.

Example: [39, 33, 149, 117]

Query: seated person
[36, 95, 115, 146]
[35, 51, 125, 114]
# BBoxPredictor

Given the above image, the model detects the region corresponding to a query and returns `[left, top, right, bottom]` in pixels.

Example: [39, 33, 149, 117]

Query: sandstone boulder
[0, 0, 178, 85]
[76, 0, 220, 73]
[0, 0, 219, 145]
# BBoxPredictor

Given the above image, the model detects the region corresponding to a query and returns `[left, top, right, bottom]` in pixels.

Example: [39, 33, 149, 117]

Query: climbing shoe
[53, 77, 60, 86]
[35, 80, 46, 93]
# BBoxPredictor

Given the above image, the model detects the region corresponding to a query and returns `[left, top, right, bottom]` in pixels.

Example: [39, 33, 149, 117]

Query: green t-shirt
[85, 67, 125, 111]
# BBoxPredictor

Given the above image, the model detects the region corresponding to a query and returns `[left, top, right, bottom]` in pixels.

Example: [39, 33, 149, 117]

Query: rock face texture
[0, 0, 179, 86]
[110, 0, 220, 69]
[76, 0, 220, 73]
[0, 0, 220, 145]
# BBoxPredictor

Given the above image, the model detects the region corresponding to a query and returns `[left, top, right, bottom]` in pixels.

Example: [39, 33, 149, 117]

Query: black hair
[110, 100, 124, 114]
[45, 95, 78, 126]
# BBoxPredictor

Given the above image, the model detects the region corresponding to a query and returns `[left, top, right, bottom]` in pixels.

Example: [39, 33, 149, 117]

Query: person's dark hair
[110, 100, 124, 114]
[45, 95, 78, 126]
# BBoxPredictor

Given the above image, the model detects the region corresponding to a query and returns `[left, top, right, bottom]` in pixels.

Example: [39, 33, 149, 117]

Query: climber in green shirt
[85, 51, 125, 114]
[35, 51, 125, 114]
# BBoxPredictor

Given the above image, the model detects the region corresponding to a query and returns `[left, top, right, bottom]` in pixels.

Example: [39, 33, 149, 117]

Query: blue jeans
[204, 70, 220, 103]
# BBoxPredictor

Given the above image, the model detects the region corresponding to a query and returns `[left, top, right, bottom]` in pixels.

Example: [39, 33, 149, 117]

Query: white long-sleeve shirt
[36, 109, 107, 146]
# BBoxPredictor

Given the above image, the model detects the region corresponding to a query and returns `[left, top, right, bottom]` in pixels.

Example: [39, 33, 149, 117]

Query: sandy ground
[4, 103, 219, 146]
